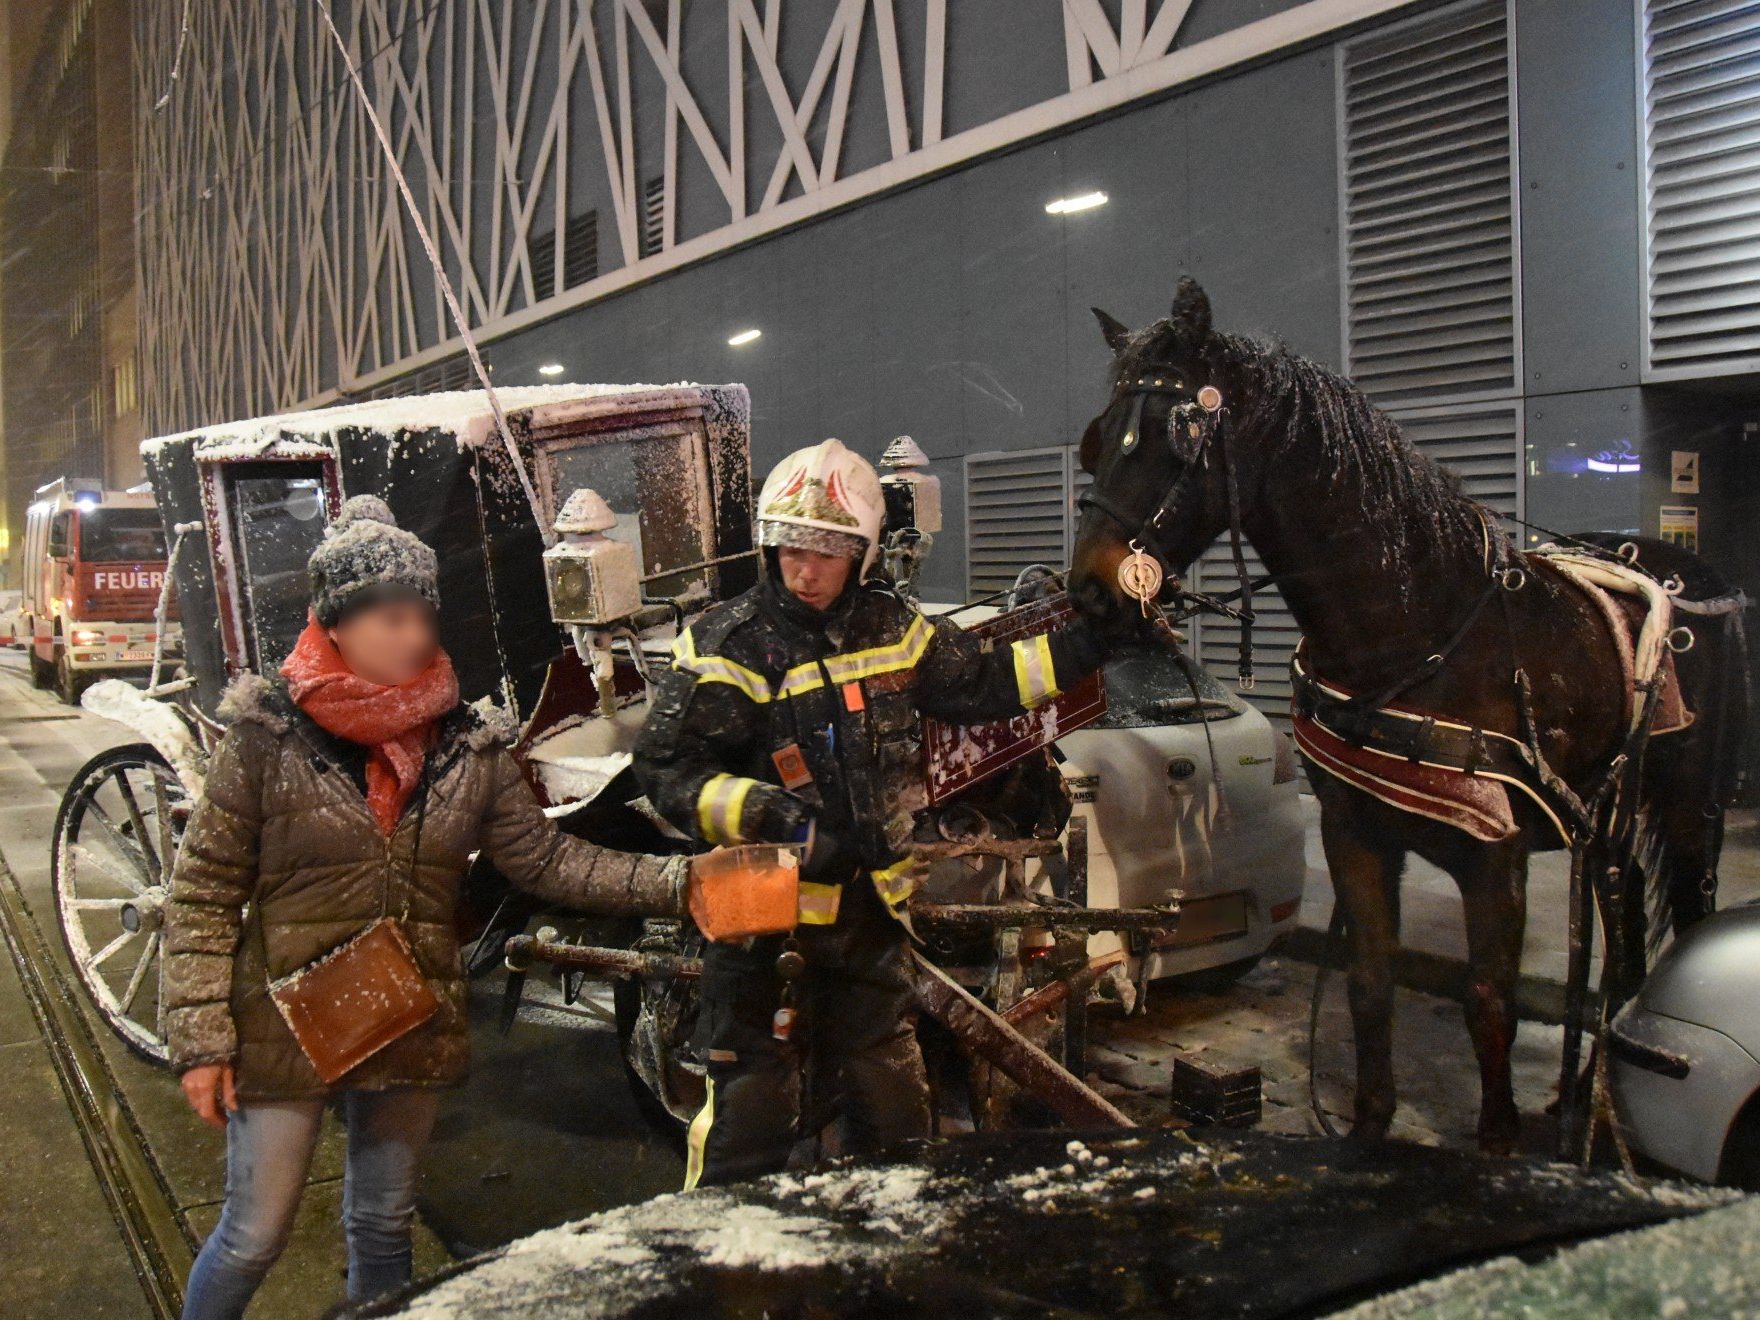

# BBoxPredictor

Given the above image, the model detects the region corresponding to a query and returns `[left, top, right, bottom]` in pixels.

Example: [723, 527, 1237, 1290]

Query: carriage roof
[142, 382, 756, 722]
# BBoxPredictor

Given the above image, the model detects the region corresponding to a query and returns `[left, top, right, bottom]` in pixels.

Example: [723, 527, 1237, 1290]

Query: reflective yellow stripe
[671, 629, 772, 704]
[683, 1076, 715, 1190]
[870, 856, 921, 909]
[776, 614, 934, 700]
[696, 774, 757, 845]
[1011, 633, 1060, 709]
[796, 880, 843, 925]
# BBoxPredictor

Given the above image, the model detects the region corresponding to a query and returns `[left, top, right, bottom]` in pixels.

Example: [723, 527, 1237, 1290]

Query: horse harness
[1288, 522, 1602, 845]
[1075, 369, 1261, 689]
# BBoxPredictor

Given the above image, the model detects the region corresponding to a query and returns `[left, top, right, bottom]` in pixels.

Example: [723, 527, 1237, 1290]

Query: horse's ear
[1169, 277, 1212, 343]
[1092, 307, 1132, 354]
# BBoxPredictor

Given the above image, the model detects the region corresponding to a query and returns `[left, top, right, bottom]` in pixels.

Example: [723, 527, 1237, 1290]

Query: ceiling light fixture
[1045, 191, 1109, 215]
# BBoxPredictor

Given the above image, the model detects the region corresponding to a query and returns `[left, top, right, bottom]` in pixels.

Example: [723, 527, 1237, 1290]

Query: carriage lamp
[544, 487, 645, 716]
[879, 435, 941, 534]
[879, 436, 941, 601]
[542, 487, 643, 627]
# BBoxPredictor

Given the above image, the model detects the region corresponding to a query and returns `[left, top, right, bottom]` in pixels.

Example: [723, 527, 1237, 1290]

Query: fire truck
[18, 478, 181, 703]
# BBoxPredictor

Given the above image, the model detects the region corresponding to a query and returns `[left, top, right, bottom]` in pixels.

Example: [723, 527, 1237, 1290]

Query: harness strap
[1291, 650, 1578, 844]
[1218, 414, 1256, 689]
[1342, 576, 1502, 716]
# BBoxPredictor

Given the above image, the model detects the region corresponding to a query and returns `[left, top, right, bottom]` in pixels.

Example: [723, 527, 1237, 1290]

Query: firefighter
[633, 438, 1112, 1188]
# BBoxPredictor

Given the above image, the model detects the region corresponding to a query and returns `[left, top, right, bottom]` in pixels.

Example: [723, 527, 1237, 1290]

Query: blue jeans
[182, 1088, 440, 1319]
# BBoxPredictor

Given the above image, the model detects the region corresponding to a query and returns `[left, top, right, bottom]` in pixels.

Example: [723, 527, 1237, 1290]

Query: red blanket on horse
[1292, 558, 1691, 845]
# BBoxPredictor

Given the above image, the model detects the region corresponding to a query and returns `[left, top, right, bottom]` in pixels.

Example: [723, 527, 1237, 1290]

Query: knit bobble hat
[307, 495, 441, 627]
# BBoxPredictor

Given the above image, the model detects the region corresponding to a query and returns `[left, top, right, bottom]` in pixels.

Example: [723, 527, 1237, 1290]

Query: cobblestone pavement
[1086, 952, 1564, 1154]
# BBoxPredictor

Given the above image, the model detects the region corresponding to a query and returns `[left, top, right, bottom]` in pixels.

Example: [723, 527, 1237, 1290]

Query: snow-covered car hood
[361, 1131, 1739, 1318]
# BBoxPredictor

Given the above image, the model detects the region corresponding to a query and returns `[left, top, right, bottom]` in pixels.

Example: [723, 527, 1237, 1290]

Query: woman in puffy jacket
[165, 495, 685, 1318]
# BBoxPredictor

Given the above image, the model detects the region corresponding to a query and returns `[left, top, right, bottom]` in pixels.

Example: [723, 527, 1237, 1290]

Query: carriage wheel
[52, 744, 189, 1064]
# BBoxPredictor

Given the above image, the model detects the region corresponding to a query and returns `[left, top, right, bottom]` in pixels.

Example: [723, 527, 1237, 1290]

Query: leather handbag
[267, 916, 439, 1085]
[263, 773, 439, 1085]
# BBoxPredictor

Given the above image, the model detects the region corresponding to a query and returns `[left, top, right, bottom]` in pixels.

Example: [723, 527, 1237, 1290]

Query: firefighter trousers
[684, 884, 931, 1188]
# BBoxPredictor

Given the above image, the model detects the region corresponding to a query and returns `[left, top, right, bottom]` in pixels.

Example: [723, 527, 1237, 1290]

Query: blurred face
[777, 545, 855, 611]
[328, 597, 440, 686]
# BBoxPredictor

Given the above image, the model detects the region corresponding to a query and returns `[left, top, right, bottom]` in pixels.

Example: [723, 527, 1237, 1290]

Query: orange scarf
[281, 614, 460, 836]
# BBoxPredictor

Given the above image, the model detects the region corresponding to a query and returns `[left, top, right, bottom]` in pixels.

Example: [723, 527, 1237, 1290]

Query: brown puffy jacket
[163, 675, 685, 1100]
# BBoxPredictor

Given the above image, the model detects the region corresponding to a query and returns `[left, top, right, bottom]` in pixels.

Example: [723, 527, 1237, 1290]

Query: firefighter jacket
[633, 575, 1108, 923]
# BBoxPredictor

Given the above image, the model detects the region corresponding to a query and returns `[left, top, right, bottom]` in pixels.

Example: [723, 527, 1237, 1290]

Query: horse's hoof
[1346, 1118, 1391, 1144]
[1477, 1118, 1521, 1157]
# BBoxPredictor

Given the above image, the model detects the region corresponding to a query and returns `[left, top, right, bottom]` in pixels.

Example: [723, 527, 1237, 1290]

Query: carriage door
[200, 458, 339, 674]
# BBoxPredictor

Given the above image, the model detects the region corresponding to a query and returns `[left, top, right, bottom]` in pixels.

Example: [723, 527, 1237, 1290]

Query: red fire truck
[18, 478, 182, 703]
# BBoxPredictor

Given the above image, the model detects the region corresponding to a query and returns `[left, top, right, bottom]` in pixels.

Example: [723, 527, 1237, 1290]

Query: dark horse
[1069, 278, 1749, 1153]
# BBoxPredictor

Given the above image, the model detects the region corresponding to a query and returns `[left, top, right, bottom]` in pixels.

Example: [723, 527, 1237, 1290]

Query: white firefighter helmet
[756, 438, 885, 579]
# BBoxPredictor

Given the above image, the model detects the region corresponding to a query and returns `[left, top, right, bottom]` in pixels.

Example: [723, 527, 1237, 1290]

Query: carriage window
[224, 467, 329, 672]
[543, 425, 714, 601]
[78, 509, 167, 563]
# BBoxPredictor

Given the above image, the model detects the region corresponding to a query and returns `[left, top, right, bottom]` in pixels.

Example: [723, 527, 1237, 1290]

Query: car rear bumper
[1102, 780, 1308, 981]
[60, 627, 181, 671]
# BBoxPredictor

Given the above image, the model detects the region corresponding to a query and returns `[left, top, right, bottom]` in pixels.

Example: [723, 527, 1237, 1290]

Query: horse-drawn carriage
[52, 382, 1244, 1137]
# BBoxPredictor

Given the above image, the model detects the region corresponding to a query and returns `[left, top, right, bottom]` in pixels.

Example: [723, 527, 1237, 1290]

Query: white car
[1061, 642, 1306, 984]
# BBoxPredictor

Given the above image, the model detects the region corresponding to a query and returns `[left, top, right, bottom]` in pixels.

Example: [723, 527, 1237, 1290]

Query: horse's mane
[1116, 320, 1494, 581]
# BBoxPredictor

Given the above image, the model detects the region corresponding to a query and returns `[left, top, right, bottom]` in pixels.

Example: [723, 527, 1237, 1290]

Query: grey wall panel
[1189, 50, 1344, 369]
[1512, 0, 1644, 397]
[953, 144, 1072, 456]
[1058, 96, 1193, 438]
[944, 3, 1071, 137]
[1183, 0, 1336, 46]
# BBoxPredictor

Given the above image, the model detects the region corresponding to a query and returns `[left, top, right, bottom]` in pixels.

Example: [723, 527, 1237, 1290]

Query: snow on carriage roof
[140, 382, 719, 458]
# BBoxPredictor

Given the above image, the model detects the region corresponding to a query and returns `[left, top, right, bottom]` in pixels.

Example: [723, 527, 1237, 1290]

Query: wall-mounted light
[1045, 191, 1109, 215]
[538, 362, 565, 377]
[727, 328, 762, 346]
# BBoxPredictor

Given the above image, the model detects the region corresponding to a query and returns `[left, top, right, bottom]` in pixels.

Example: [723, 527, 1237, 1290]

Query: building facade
[0, 0, 143, 584]
[133, 0, 1760, 710]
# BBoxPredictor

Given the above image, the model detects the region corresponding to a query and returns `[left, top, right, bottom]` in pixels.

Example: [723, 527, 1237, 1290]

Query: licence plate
[120, 649, 153, 662]
[1151, 892, 1251, 949]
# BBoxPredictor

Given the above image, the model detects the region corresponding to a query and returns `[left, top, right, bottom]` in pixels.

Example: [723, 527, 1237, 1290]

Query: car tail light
[1272, 733, 1300, 784]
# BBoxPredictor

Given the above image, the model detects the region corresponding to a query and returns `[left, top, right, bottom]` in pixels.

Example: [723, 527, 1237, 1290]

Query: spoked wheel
[52, 743, 190, 1063]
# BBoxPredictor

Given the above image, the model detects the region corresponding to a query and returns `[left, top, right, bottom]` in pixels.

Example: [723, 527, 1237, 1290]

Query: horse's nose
[1070, 571, 1120, 623]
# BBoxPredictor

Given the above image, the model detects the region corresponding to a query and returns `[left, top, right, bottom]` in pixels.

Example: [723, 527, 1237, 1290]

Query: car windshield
[1094, 641, 1244, 729]
[78, 509, 166, 562]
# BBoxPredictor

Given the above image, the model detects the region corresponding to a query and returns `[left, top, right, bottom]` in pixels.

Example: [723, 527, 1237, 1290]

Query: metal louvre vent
[1339, 0, 1520, 405]
[640, 177, 666, 259]
[563, 210, 600, 288]
[964, 447, 1080, 598]
[1389, 400, 1524, 522]
[529, 211, 601, 300]
[1193, 544, 1297, 728]
[1640, 0, 1760, 380]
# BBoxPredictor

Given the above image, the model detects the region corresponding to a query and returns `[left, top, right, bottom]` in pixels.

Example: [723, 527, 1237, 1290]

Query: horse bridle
[1076, 368, 1261, 688]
